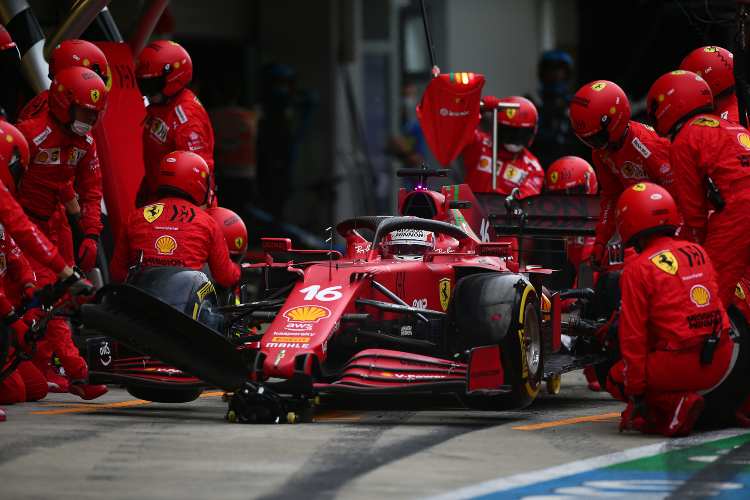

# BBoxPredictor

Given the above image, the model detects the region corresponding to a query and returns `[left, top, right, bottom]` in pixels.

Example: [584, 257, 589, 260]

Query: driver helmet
[383, 229, 435, 260]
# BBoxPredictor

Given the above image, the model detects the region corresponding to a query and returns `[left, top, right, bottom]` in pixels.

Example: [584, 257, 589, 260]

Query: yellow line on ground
[31, 399, 151, 415]
[315, 410, 362, 422]
[513, 412, 620, 431]
[199, 391, 224, 398]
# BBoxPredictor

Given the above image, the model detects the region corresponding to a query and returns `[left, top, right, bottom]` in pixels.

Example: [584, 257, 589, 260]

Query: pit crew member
[609, 182, 735, 437]
[15, 66, 108, 400]
[680, 46, 741, 124]
[136, 40, 216, 205]
[110, 151, 240, 288]
[569, 80, 672, 268]
[462, 96, 544, 197]
[646, 70, 750, 307]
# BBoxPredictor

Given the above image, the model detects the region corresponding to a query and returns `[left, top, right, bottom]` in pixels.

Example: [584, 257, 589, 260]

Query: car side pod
[466, 345, 511, 395]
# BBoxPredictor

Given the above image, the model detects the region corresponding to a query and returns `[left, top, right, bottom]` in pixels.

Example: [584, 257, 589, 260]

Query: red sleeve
[207, 219, 240, 288]
[0, 183, 65, 274]
[641, 136, 673, 189]
[109, 218, 132, 283]
[6, 236, 35, 285]
[592, 153, 623, 247]
[75, 141, 103, 237]
[669, 130, 708, 242]
[619, 263, 650, 396]
[173, 106, 215, 174]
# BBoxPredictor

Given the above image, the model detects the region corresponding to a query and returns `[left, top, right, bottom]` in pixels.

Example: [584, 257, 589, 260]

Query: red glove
[4, 312, 30, 351]
[78, 237, 98, 272]
[480, 95, 500, 110]
[23, 284, 37, 302]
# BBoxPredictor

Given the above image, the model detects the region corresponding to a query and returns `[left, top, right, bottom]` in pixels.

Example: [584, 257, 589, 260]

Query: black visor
[498, 125, 535, 147]
[577, 127, 609, 149]
[8, 151, 23, 187]
[137, 75, 166, 98]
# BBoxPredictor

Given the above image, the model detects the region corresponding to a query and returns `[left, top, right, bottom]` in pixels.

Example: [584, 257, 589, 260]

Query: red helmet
[546, 156, 598, 194]
[646, 70, 713, 136]
[569, 80, 631, 149]
[383, 229, 435, 260]
[49, 39, 110, 90]
[136, 40, 193, 99]
[156, 151, 210, 205]
[48, 66, 107, 133]
[206, 207, 248, 261]
[0, 121, 29, 195]
[496, 96, 538, 150]
[0, 25, 16, 51]
[615, 182, 680, 246]
[680, 46, 734, 98]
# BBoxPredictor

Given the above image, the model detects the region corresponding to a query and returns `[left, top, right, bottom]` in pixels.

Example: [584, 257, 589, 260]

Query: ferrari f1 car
[80, 213, 609, 423]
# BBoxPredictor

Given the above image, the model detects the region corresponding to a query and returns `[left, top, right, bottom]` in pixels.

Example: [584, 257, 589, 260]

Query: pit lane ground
[1, 372, 748, 500]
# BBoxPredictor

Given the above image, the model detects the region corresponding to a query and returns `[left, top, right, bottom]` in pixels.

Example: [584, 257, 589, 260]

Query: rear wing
[474, 193, 600, 238]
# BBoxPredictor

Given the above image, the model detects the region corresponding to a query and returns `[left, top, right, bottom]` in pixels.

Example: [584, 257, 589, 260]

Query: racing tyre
[454, 274, 543, 410]
[126, 385, 203, 403]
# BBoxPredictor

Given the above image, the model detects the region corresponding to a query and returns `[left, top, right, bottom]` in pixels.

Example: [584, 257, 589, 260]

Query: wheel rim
[524, 306, 541, 377]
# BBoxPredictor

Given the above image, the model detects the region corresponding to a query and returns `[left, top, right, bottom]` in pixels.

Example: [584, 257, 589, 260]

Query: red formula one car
[81, 213, 607, 423]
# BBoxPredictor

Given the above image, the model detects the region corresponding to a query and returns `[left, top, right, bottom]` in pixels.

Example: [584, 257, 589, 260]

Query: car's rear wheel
[126, 385, 203, 403]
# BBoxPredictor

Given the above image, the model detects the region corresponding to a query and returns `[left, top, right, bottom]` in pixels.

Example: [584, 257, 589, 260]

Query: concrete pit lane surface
[1, 372, 749, 500]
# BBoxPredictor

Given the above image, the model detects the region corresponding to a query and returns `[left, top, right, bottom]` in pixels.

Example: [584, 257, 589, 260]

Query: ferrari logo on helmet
[549, 171, 559, 184]
[591, 82, 607, 91]
[155, 234, 177, 255]
[632, 183, 647, 192]
[143, 203, 164, 223]
[690, 284, 711, 307]
[505, 108, 517, 119]
[234, 237, 244, 250]
[736, 282, 746, 301]
[439, 278, 451, 311]
[704, 46, 719, 53]
[691, 116, 720, 127]
[738, 133, 750, 150]
[651, 250, 678, 275]
[671, 70, 688, 75]
[90, 89, 100, 103]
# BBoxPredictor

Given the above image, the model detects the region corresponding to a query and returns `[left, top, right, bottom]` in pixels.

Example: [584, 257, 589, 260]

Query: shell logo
[5, 134, 12, 143]
[690, 284, 711, 308]
[155, 235, 177, 255]
[283, 305, 331, 323]
[738, 133, 750, 150]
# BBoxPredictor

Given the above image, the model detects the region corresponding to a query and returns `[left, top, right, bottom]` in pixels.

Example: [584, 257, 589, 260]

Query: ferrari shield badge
[143, 203, 164, 223]
[737, 282, 747, 301]
[439, 278, 451, 311]
[650, 250, 678, 275]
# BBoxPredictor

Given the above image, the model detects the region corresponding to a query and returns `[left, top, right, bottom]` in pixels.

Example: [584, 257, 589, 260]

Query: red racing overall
[592, 122, 672, 257]
[608, 236, 734, 435]
[669, 114, 750, 307]
[110, 197, 240, 288]
[141, 89, 215, 204]
[15, 111, 102, 381]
